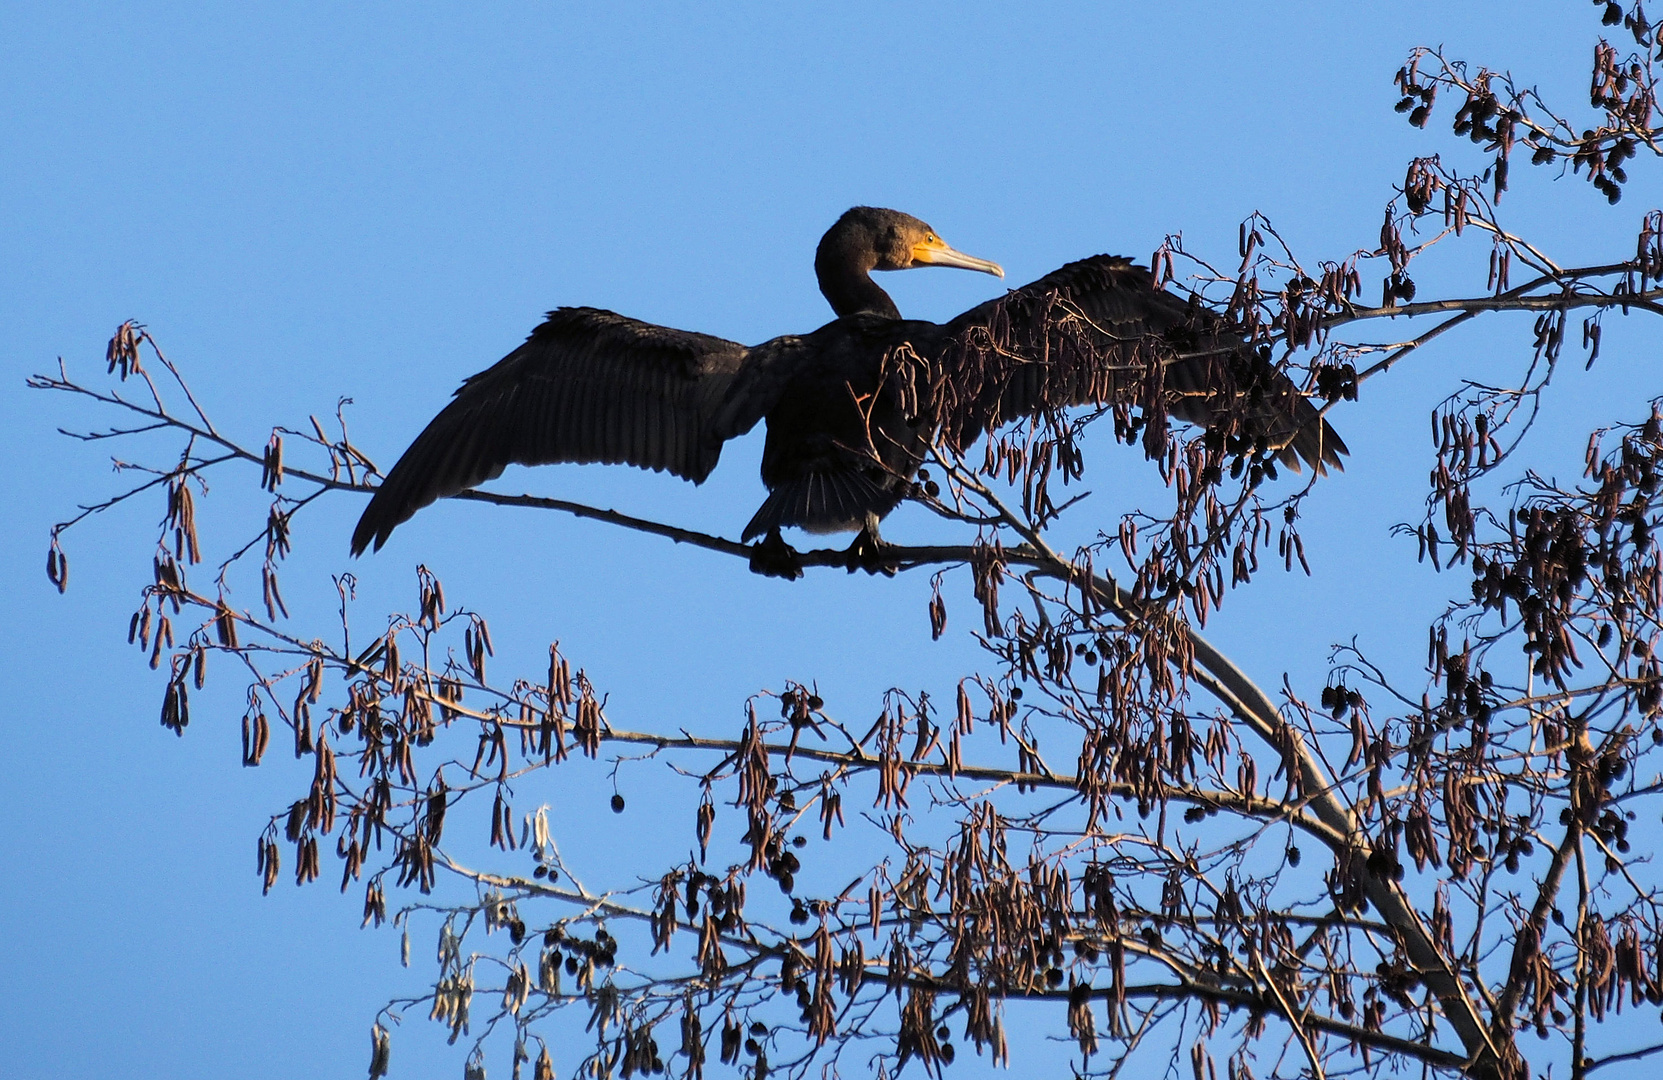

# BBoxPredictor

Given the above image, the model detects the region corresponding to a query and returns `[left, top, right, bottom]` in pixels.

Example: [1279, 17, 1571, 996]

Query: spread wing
[351, 307, 778, 554]
[938, 256, 1346, 472]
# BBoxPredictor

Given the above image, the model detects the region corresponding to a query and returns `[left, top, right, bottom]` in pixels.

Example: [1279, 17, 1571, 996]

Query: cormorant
[350, 207, 1344, 558]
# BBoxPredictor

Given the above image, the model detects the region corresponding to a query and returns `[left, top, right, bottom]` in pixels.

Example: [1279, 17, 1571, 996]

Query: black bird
[350, 207, 1345, 558]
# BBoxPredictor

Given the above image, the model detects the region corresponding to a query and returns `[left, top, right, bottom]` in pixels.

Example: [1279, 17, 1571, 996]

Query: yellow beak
[910, 237, 1004, 278]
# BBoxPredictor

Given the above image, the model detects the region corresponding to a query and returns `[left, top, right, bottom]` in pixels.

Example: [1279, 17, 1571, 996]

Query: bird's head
[826, 207, 1004, 278]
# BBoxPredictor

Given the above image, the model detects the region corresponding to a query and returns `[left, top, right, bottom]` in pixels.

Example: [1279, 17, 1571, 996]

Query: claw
[748, 529, 804, 580]
[843, 524, 896, 576]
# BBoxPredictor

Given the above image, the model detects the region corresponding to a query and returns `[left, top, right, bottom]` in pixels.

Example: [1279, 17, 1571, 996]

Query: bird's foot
[748, 529, 804, 580]
[843, 525, 896, 576]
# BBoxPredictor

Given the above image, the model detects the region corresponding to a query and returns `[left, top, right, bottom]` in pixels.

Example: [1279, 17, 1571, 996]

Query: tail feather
[742, 468, 904, 542]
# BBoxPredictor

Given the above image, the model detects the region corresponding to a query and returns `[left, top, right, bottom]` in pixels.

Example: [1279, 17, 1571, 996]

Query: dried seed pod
[45, 545, 67, 593]
[367, 1024, 390, 1079]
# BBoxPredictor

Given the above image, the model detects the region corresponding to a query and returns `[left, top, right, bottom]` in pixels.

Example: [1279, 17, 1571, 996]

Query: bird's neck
[816, 240, 901, 319]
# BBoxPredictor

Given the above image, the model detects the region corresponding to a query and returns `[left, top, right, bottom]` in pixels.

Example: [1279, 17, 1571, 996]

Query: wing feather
[352, 307, 755, 554]
[940, 256, 1347, 471]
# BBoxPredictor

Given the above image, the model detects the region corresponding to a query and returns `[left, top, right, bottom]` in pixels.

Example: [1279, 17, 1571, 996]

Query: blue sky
[4, 3, 1657, 1078]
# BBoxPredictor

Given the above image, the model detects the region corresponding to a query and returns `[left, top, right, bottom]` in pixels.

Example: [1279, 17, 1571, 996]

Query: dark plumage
[350, 207, 1345, 556]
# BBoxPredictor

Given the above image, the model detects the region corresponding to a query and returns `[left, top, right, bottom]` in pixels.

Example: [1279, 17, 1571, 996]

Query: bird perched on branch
[350, 206, 1345, 565]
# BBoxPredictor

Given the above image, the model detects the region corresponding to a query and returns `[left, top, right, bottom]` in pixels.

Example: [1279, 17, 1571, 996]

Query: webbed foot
[748, 529, 804, 580]
[843, 524, 896, 576]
